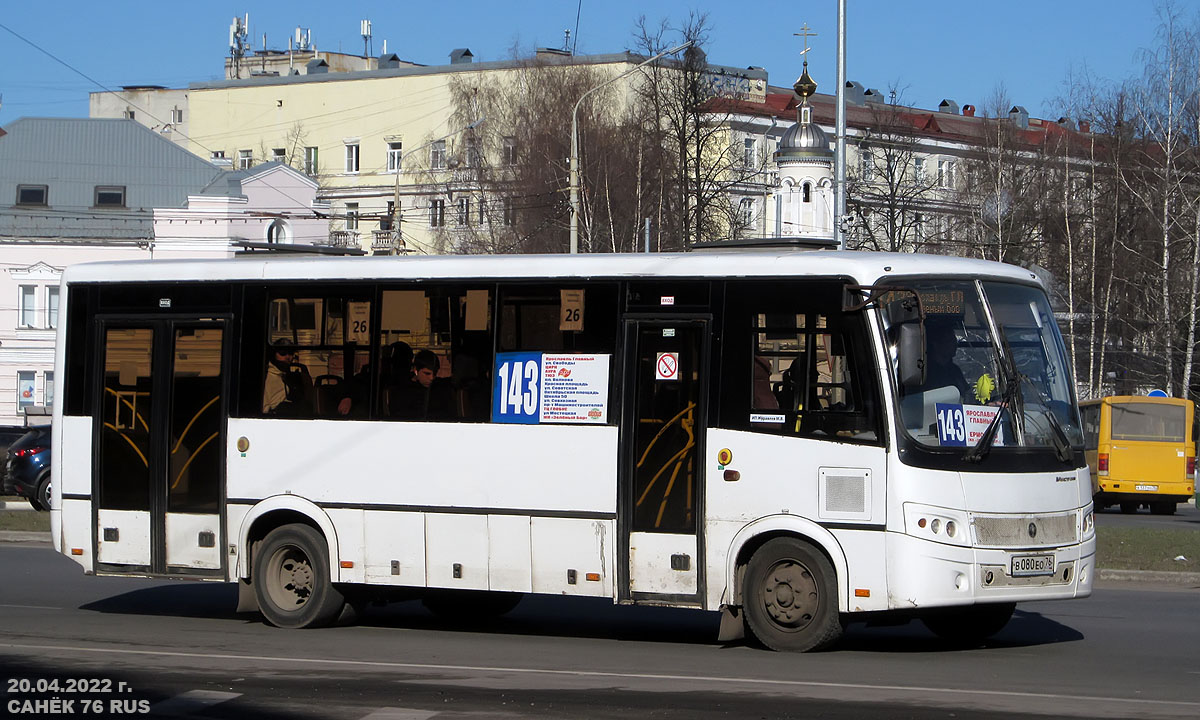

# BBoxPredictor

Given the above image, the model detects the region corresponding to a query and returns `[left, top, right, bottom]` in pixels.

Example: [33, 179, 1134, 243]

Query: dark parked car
[4, 426, 51, 511]
[0, 425, 29, 484]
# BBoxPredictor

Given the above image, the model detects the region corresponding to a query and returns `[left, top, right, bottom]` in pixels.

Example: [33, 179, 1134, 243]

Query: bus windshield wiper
[964, 330, 1021, 464]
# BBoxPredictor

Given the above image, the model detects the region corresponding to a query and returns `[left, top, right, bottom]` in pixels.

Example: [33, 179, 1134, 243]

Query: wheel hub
[763, 560, 818, 629]
[278, 552, 314, 605]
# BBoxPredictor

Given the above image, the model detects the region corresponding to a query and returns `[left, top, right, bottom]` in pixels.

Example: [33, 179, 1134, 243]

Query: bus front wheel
[743, 537, 842, 652]
[254, 524, 346, 629]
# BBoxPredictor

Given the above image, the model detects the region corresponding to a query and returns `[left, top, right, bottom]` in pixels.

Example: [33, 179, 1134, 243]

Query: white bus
[50, 251, 1094, 651]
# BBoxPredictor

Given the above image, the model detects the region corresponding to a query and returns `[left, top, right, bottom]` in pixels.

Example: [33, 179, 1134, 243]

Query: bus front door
[621, 318, 708, 604]
[94, 319, 228, 577]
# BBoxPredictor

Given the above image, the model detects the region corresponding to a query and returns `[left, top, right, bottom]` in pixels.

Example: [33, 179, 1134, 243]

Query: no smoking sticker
[656, 352, 679, 381]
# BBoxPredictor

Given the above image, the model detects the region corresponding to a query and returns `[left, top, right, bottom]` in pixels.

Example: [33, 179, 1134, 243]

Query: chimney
[1056, 116, 1077, 131]
[1079, 119, 1091, 133]
[450, 48, 473, 64]
[864, 88, 885, 104]
[938, 99, 960, 115]
[844, 81, 865, 106]
[306, 57, 329, 74]
[962, 104, 976, 117]
[379, 52, 401, 69]
[1009, 105, 1029, 130]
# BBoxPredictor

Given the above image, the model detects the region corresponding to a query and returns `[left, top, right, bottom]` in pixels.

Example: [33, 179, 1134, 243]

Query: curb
[1096, 568, 1200, 585]
[0, 499, 35, 512]
[0, 531, 51, 544]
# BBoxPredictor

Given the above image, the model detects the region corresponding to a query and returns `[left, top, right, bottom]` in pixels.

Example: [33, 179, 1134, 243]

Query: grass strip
[1095, 526, 1200, 572]
[0, 508, 51, 533]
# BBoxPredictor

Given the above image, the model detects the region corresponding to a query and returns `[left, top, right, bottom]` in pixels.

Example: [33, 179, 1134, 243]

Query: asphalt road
[1, 542, 1198, 720]
[1096, 498, 1200, 530]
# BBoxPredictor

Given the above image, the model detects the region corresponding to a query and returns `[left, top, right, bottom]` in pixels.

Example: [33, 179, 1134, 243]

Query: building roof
[0, 117, 221, 240]
[196, 161, 317, 198]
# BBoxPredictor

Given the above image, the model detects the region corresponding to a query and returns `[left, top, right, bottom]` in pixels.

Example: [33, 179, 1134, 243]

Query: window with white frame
[466, 139, 481, 168]
[387, 141, 403, 172]
[345, 143, 360, 173]
[502, 197, 516, 226]
[861, 151, 874, 182]
[430, 140, 447, 170]
[18, 285, 36, 328]
[345, 203, 359, 231]
[171, 107, 184, 124]
[503, 136, 517, 165]
[211, 150, 225, 160]
[122, 108, 135, 120]
[44, 371, 55, 408]
[914, 212, 926, 240]
[16, 185, 48, 206]
[478, 197, 487, 224]
[457, 197, 470, 225]
[17, 371, 35, 409]
[271, 148, 286, 162]
[304, 146, 319, 175]
[938, 159, 956, 189]
[46, 286, 59, 329]
[802, 182, 812, 203]
[739, 198, 755, 228]
[914, 157, 926, 184]
[744, 137, 756, 168]
[430, 199, 446, 227]
[266, 219, 290, 243]
[238, 149, 253, 169]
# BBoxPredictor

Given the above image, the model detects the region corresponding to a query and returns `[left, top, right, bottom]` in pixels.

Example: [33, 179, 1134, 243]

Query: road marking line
[3, 642, 1198, 710]
[0, 604, 62, 610]
[149, 689, 241, 716]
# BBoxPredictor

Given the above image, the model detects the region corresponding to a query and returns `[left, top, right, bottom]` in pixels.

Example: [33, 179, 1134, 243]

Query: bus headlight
[1081, 507, 1095, 539]
[904, 503, 971, 547]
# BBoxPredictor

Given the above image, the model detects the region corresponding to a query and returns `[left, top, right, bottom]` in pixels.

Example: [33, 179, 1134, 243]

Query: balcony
[371, 229, 408, 255]
[325, 230, 361, 249]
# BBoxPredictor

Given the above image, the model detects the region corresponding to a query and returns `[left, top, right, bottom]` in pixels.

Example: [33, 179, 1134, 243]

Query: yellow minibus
[1080, 395, 1195, 514]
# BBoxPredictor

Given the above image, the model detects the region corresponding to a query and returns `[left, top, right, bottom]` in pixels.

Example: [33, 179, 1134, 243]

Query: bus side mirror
[897, 323, 925, 389]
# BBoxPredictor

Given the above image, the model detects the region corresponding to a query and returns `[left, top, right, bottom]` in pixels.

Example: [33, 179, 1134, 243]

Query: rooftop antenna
[361, 19, 373, 60]
[229, 14, 249, 78]
[563, 29, 571, 52]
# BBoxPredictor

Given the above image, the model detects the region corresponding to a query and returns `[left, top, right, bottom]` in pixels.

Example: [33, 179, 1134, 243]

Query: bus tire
[254, 523, 346, 629]
[36, 473, 51, 513]
[1149, 502, 1176, 516]
[743, 537, 842, 652]
[922, 602, 1015, 645]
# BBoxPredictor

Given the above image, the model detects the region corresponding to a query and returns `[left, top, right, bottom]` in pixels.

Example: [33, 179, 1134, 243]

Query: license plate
[1135, 484, 1158, 491]
[1011, 554, 1055, 577]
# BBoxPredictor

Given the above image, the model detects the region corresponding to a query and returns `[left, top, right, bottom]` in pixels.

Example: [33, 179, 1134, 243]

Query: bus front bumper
[884, 532, 1095, 610]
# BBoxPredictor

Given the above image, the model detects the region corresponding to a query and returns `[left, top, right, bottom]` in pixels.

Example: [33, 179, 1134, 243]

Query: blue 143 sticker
[493, 352, 541, 423]
[936, 403, 967, 446]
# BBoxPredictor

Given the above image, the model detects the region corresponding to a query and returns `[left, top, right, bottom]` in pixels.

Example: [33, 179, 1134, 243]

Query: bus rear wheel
[743, 537, 842, 652]
[922, 602, 1015, 645]
[254, 524, 346, 629]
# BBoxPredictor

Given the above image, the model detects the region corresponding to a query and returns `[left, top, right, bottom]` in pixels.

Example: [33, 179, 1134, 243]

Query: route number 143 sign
[492, 352, 610, 424]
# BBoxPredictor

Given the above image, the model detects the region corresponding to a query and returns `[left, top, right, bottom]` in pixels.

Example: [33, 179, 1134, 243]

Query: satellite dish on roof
[1147, 389, 1168, 398]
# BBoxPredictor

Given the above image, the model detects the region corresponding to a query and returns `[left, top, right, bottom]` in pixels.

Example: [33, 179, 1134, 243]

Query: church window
[802, 183, 812, 203]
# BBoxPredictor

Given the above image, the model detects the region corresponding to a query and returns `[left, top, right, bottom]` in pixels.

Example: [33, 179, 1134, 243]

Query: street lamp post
[390, 117, 485, 253]
[569, 42, 693, 254]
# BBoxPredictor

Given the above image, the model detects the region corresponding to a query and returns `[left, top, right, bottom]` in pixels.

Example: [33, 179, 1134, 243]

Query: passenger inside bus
[920, 321, 970, 402]
[392, 349, 456, 421]
[263, 341, 313, 417]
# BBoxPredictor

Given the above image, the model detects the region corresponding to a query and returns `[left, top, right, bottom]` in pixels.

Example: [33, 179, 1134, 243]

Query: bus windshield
[884, 279, 1083, 453]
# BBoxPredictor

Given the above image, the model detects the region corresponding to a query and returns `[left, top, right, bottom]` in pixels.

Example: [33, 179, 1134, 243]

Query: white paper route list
[540, 354, 610, 423]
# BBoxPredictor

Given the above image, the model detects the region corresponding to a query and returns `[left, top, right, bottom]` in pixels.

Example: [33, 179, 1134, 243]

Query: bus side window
[726, 280, 881, 444]
[262, 293, 372, 419]
[377, 286, 495, 422]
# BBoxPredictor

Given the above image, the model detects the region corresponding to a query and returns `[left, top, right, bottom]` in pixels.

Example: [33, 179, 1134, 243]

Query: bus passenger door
[621, 318, 708, 604]
[95, 319, 228, 577]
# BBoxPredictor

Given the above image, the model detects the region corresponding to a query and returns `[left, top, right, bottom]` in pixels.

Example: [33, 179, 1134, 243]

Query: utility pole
[835, 0, 847, 250]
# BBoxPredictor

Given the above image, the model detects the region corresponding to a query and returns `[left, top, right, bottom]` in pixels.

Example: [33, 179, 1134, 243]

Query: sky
[0, 1, 1172, 128]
